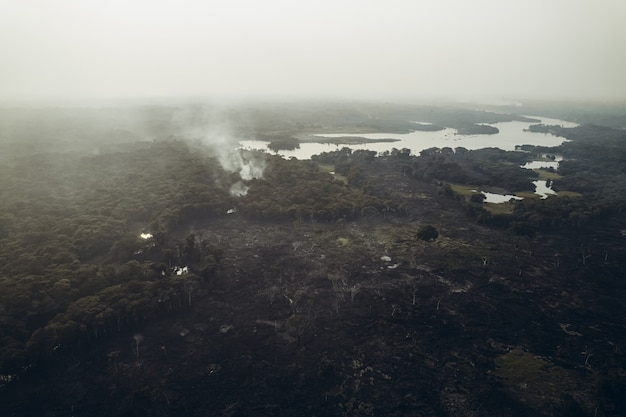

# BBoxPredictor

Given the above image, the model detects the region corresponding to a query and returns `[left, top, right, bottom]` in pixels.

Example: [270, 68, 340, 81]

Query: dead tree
[107, 350, 120, 374]
[580, 245, 592, 266]
[133, 333, 144, 360]
[349, 284, 360, 307]
[183, 280, 198, 307]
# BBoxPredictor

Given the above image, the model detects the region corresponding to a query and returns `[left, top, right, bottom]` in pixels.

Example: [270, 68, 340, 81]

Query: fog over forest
[1, 0, 626, 104]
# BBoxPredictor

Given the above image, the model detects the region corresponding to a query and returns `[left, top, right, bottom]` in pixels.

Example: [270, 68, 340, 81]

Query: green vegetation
[0, 140, 399, 375]
[455, 123, 499, 135]
[409, 146, 538, 192]
[534, 169, 562, 181]
[496, 348, 592, 414]
[448, 183, 478, 197]
[416, 224, 439, 241]
[484, 201, 517, 215]
[496, 348, 555, 384]
[267, 136, 300, 152]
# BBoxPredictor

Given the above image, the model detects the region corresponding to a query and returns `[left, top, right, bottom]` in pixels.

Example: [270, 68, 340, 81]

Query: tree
[133, 333, 143, 360]
[360, 206, 379, 220]
[416, 225, 439, 241]
[470, 193, 486, 204]
[183, 278, 199, 307]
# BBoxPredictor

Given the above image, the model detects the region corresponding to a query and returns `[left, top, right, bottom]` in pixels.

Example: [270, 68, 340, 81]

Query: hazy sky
[1, 0, 625, 102]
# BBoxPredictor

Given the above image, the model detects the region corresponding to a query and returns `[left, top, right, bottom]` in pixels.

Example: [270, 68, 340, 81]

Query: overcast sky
[1, 0, 625, 103]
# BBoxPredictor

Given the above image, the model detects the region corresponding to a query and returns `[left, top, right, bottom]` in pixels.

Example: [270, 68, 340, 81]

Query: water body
[240, 116, 575, 202]
[533, 180, 557, 199]
[522, 153, 563, 170]
[522, 161, 560, 170]
[239, 116, 577, 160]
[479, 191, 524, 204]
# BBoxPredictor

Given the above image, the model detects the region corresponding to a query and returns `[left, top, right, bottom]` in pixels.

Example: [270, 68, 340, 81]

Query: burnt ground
[2, 158, 625, 417]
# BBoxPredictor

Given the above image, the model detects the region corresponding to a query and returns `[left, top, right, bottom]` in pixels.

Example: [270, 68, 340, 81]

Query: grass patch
[318, 163, 348, 184]
[518, 189, 582, 199]
[495, 347, 593, 413]
[515, 191, 542, 199]
[555, 190, 582, 198]
[484, 202, 515, 215]
[496, 348, 548, 383]
[337, 237, 350, 246]
[317, 163, 334, 173]
[534, 169, 562, 180]
[449, 183, 478, 199]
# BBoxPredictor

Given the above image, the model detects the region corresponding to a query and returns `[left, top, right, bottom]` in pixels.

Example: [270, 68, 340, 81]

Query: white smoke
[218, 147, 266, 181]
[229, 181, 249, 197]
[215, 146, 266, 197]
[165, 104, 266, 197]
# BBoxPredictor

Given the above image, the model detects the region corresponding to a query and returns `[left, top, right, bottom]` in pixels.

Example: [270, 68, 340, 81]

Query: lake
[239, 116, 577, 160]
[238, 116, 577, 202]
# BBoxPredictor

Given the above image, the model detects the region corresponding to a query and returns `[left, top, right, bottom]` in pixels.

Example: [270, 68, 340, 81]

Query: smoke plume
[170, 104, 266, 197]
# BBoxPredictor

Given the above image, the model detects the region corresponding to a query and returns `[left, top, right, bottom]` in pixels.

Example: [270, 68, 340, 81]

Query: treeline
[330, 145, 537, 192]
[424, 121, 626, 235]
[0, 141, 401, 376]
[311, 130, 626, 239]
[240, 157, 391, 222]
[529, 123, 626, 209]
[0, 141, 224, 374]
[464, 124, 626, 234]
[455, 124, 499, 135]
[412, 146, 536, 191]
